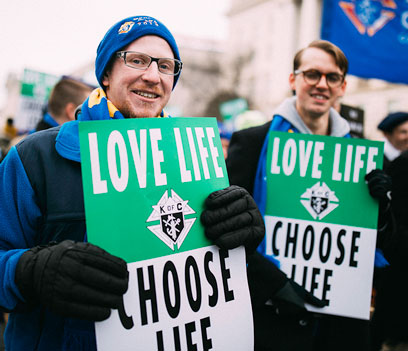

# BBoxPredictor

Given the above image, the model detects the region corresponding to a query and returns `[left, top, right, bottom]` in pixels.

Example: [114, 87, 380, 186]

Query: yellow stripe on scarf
[88, 88, 118, 118]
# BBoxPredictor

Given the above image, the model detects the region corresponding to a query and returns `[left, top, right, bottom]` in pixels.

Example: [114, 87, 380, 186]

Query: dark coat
[370, 151, 408, 349]
[16, 127, 86, 245]
[34, 118, 54, 132]
[226, 121, 370, 351]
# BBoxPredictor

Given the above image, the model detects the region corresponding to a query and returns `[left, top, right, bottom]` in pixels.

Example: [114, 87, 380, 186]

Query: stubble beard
[121, 101, 160, 119]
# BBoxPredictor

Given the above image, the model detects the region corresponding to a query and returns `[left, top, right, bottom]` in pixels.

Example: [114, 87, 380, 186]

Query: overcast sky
[0, 0, 230, 106]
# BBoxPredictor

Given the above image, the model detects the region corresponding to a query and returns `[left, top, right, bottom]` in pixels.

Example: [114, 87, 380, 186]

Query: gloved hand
[200, 185, 265, 254]
[365, 169, 394, 237]
[271, 279, 327, 316]
[365, 169, 392, 203]
[246, 252, 326, 315]
[15, 240, 129, 321]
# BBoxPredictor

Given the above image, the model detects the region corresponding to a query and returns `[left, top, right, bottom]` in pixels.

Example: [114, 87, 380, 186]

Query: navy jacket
[0, 125, 95, 350]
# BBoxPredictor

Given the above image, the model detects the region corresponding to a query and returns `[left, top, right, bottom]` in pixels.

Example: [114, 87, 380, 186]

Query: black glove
[200, 185, 265, 254]
[271, 280, 327, 316]
[15, 240, 129, 321]
[246, 252, 326, 315]
[365, 169, 392, 203]
[365, 169, 394, 238]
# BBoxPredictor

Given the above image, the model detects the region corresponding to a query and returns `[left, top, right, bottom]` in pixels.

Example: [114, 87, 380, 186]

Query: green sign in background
[266, 132, 383, 229]
[79, 117, 229, 263]
[20, 68, 59, 99]
[219, 98, 248, 121]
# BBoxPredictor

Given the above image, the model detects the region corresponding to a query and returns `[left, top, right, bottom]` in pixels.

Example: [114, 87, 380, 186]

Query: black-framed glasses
[116, 51, 183, 76]
[294, 69, 344, 88]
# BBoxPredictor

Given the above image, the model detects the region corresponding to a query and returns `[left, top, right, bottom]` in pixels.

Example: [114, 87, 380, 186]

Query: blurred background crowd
[0, 0, 408, 350]
[1, 0, 408, 157]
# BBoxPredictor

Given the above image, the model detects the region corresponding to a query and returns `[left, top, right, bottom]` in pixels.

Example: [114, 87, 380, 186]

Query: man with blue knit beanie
[0, 15, 264, 350]
[95, 15, 181, 89]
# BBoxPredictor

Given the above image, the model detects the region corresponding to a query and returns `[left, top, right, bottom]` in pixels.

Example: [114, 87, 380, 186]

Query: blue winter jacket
[0, 121, 96, 350]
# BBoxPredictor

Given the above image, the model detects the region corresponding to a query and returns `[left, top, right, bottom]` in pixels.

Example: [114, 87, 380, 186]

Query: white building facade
[224, 0, 408, 140]
[2, 0, 407, 141]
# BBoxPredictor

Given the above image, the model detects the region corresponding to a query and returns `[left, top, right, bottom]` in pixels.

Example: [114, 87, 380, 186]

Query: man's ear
[289, 72, 296, 91]
[102, 71, 110, 88]
[65, 102, 77, 122]
[336, 78, 347, 98]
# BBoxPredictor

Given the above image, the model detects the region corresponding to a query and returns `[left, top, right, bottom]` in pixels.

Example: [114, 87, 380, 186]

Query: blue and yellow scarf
[56, 88, 168, 162]
[80, 88, 168, 121]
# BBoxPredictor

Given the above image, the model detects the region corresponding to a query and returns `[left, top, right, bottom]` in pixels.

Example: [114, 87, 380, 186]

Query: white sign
[264, 132, 383, 320]
[14, 69, 59, 132]
[264, 216, 376, 320]
[95, 246, 253, 351]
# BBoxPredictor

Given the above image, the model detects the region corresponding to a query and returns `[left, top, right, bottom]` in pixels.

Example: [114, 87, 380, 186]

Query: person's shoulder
[227, 120, 271, 169]
[16, 126, 62, 154]
[397, 149, 408, 161]
[19, 126, 61, 143]
[388, 150, 408, 174]
[232, 120, 272, 141]
[35, 119, 53, 132]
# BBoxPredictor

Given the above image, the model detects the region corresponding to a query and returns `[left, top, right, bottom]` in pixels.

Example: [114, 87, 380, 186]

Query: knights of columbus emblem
[339, 0, 397, 36]
[300, 182, 339, 220]
[146, 189, 196, 250]
[118, 21, 135, 34]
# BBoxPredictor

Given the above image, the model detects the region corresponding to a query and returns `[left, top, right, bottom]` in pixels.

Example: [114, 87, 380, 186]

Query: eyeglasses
[294, 69, 344, 88]
[116, 51, 183, 76]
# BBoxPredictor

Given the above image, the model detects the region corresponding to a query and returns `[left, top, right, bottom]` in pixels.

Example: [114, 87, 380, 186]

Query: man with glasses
[226, 40, 378, 351]
[0, 16, 264, 350]
[284, 39, 348, 137]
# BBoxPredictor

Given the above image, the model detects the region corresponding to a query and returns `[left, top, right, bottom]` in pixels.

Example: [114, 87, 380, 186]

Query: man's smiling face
[289, 47, 347, 121]
[102, 35, 174, 118]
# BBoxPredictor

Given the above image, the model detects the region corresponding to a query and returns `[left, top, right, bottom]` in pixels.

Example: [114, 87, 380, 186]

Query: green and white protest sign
[263, 131, 383, 320]
[15, 68, 60, 132]
[219, 98, 248, 134]
[219, 98, 248, 122]
[79, 117, 253, 351]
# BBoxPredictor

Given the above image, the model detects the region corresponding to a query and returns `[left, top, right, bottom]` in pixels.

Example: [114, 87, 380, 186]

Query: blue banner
[321, 0, 408, 84]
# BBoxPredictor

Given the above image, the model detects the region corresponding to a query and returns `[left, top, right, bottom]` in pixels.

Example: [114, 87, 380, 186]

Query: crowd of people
[0, 14, 407, 351]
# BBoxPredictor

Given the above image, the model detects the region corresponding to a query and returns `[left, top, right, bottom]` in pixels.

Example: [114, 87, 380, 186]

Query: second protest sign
[262, 131, 383, 320]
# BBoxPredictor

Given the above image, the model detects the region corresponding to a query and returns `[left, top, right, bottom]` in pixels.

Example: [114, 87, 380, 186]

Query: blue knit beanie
[95, 16, 181, 89]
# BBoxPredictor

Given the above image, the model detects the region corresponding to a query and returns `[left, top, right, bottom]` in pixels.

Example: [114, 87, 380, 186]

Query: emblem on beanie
[147, 189, 196, 250]
[300, 182, 339, 220]
[118, 21, 135, 34]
